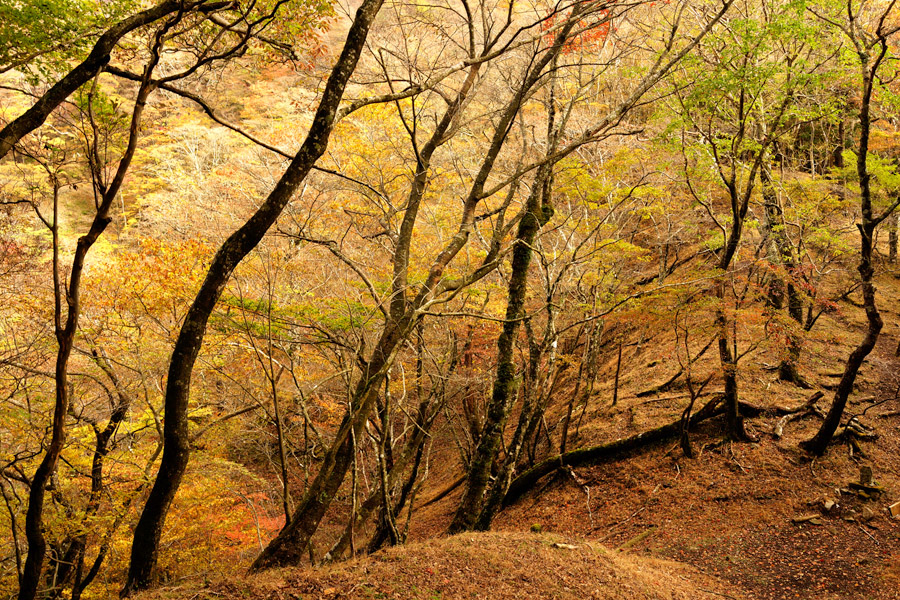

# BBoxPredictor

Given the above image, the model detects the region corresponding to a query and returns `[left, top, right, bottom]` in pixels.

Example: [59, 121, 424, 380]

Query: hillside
[136, 274, 900, 600]
[138, 531, 739, 600]
[431, 275, 900, 600]
[4, 1, 900, 599]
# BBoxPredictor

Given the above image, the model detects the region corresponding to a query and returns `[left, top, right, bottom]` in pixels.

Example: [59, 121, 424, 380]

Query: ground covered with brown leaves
[142, 278, 900, 600]
[140, 531, 736, 600]
[476, 278, 900, 600]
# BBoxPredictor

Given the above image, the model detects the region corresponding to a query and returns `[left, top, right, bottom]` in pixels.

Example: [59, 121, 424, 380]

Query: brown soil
[139, 531, 738, 600]
[143, 276, 900, 600]
[479, 276, 900, 600]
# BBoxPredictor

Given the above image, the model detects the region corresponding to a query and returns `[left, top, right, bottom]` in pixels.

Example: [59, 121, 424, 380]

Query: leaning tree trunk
[801, 225, 881, 456]
[121, 0, 385, 592]
[503, 393, 728, 506]
[248, 58, 486, 574]
[249, 324, 404, 570]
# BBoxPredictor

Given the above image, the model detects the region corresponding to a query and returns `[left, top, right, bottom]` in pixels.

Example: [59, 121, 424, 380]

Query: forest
[1, 0, 899, 598]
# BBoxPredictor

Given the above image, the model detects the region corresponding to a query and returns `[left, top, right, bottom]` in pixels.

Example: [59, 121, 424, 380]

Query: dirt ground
[140, 531, 739, 600]
[407, 275, 900, 600]
[479, 278, 900, 600]
[144, 276, 900, 600]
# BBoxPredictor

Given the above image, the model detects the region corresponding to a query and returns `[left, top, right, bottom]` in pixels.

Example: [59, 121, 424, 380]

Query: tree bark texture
[802, 39, 888, 456]
[122, 0, 386, 591]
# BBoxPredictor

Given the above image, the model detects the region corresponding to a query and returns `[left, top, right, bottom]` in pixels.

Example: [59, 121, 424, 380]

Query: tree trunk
[251, 0, 559, 568]
[250, 325, 402, 570]
[889, 212, 897, 264]
[473, 319, 549, 531]
[760, 165, 807, 385]
[20, 41, 160, 597]
[447, 164, 552, 534]
[801, 38, 889, 456]
[611, 341, 623, 406]
[121, 0, 385, 592]
[504, 394, 727, 506]
[714, 278, 748, 441]
[45, 351, 132, 598]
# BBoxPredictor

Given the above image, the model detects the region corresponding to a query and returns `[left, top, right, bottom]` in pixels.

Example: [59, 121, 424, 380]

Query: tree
[0, 0, 234, 160]
[1, 2, 312, 595]
[122, 0, 387, 591]
[449, 0, 738, 533]
[12, 19, 173, 596]
[802, 0, 900, 455]
[668, 0, 822, 438]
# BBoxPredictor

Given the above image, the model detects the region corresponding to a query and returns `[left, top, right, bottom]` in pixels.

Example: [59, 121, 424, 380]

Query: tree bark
[447, 164, 552, 534]
[121, 0, 385, 592]
[802, 31, 890, 456]
[503, 394, 727, 506]
[889, 212, 897, 264]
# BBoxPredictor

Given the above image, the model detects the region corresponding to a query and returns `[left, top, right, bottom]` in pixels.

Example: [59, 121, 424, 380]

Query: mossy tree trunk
[447, 164, 553, 534]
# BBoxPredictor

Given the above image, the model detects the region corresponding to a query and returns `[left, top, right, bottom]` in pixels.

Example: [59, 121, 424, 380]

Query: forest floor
[143, 275, 900, 600]
[141, 531, 736, 600]
[408, 273, 900, 600]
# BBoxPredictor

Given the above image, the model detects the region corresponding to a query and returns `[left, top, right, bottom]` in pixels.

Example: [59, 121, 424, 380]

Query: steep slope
[479, 275, 900, 600]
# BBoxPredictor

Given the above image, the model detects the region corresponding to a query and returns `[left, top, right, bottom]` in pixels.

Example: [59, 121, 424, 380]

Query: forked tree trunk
[20, 40, 162, 599]
[44, 351, 132, 599]
[447, 166, 552, 534]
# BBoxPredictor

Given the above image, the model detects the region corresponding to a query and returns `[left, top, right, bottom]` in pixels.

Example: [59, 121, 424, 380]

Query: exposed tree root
[772, 391, 825, 439]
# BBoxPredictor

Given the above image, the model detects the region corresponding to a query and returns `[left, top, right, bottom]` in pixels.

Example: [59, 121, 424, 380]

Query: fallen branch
[633, 391, 721, 406]
[503, 394, 725, 506]
[636, 337, 715, 397]
[617, 526, 656, 551]
[415, 475, 465, 511]
[773, 391, 824, 415]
